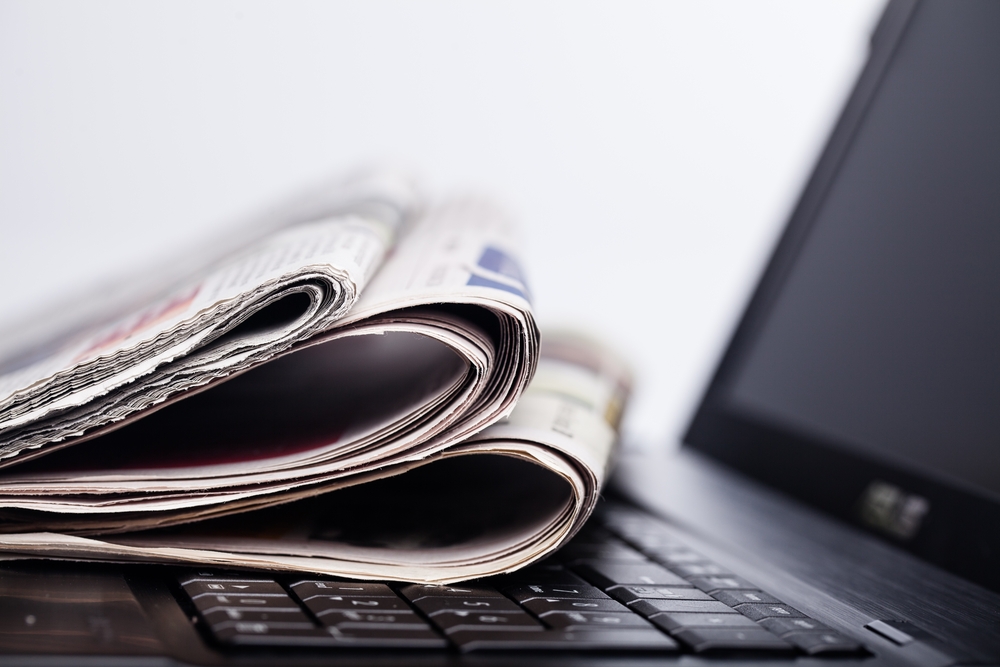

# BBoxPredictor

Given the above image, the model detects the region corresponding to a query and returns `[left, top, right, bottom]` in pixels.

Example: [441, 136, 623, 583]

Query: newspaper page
[0, 332, 630, 583]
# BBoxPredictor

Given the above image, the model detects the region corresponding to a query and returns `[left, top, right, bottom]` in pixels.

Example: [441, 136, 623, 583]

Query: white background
[0, 0, 883, 449]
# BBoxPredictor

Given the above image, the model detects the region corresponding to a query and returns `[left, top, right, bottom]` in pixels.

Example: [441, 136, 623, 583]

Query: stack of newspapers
[0, 170, 630, 584]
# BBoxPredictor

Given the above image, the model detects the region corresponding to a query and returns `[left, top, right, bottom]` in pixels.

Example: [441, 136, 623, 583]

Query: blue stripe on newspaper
[468, 247, 531, 302]
[467, 274, 529, 301]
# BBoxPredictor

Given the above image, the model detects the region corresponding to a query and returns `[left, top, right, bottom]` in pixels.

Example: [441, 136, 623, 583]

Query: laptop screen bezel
[682, 0, 1000, 594]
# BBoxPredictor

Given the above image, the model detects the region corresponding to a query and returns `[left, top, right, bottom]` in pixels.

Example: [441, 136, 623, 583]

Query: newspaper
[0, 172, 628, 583]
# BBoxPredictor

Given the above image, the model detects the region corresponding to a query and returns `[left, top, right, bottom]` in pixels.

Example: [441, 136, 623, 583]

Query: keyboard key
[605, 515, 684, 547]
[414, 596, 521, 616]
[558, 542, 648, 563]
[629, 599, 735, 617]
[178, 571, 277, 586]
[303, 595, 411, 615]
[183, 580, 286, 597]
[645, 549, 707, 565]
[219, 629, 448, 649]
[328, 627, 448, 648]
[203, 607, 312, 625]
[759, 616, 833, 635]
[687, 575, 757, 592]
[399, 583, 504, 601]
[522, 597, 631, 615]
[647, 611, 759, 632]
[624, 534, 687, 551]
[735, 603, 806, 621]
[212, 619, 316, 634]
[449, 628, 679, 652]
[711, 589, 783, 607]
[430, 610, 543, 633]
[671, 563, 732, 578]
[608, 527, 686, 550]
[213, 623, 334, 646]
[291, 581, 396, 598]
[607, 585, 712, 605]
[504, 583, 609, 602]
[783, 630, 864, 655]
[493, 564, 587, 586]
[316, 610, 431, 631]
[673, 627, 794, 652]
[574, 561, 689, 588]
[543, 611, 653, 631]
[193, 593, 301, 614]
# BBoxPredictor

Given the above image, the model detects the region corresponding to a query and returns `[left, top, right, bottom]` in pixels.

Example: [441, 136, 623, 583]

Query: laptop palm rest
[0, 561, 165, 658]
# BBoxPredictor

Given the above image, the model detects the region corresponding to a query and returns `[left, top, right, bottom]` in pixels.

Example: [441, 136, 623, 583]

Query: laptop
[2, 0, 998, 664]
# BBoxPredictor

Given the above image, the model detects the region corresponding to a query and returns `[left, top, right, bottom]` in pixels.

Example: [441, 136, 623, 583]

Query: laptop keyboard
[177, 505, 865, 656]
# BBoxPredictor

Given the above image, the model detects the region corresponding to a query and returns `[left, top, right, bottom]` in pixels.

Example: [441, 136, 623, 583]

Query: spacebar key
[450, 629, 679, 652]
[215, 624, 338, 647]
[673, 627, 794, 652]
[331, 627, 448, 648]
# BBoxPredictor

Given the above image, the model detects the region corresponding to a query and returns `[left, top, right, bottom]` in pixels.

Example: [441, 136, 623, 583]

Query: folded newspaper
[0, 170, 630, 583]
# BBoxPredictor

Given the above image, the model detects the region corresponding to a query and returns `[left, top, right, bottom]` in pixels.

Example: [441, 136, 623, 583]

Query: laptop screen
[685, 0, 1000, 592]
